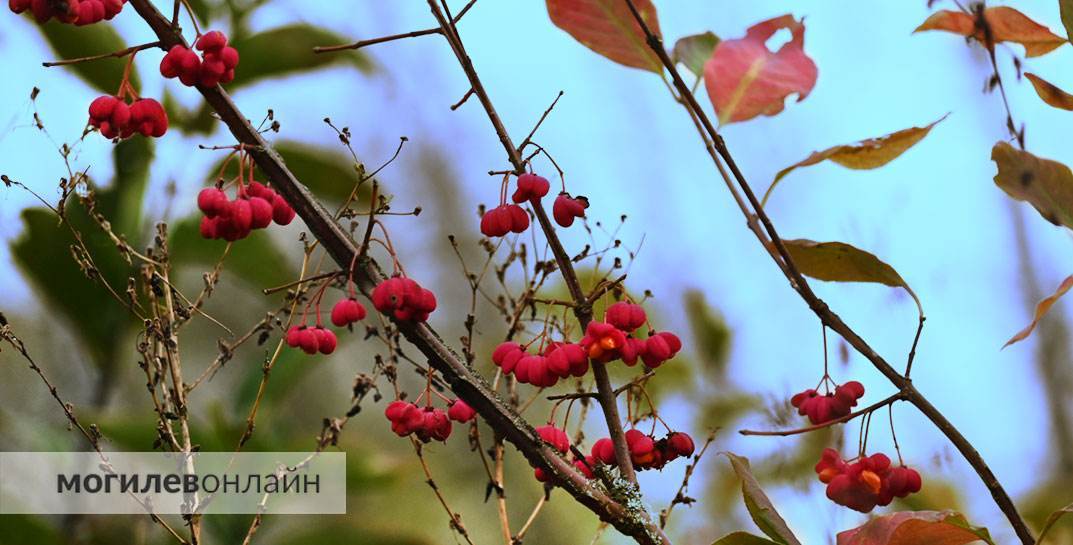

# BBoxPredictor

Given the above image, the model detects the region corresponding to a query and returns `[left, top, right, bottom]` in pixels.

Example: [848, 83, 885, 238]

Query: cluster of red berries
[385, 399, 476, 443]
[88, 95, 168, 140]
[9, 0, 124, 25]
[590, 430, 695, 472]
[197, 182, 295, 241]
[790, 380, 865, 425]
[481, 173, 549, 238]
[371, 276, 437, 322]
[533, 424, 573, 481]
[815, 448, 922, 513]
[160, 31, 240, 88]
[284, 325, 337, 355]
[581, 302, 681, 368]
[552, 193, 588, 227]
[330, 297, 367, 327]
[491, 341, 589, 388]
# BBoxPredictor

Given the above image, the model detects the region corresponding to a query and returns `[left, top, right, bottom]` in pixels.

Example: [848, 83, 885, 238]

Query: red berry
[574, 456, 595, 479]
[667, 432, 695, 458]
[330, 298, 366, 327]
[536, 425, 569, 453]
[641, 332, 681, 368]
[447, 399, 476, 423]
[580, 321, 627, 363]
[196, 30, 228, 52]
[619, 337, 646, 366]
[88, 95, 131, 140]
[512, 173, 551, 203]
[197, 187, 228, 217]
[480, 205, 512, 237]
[248, 196, 273, 229]
[552, 193, 588, 227]
[605, 301, 646, 332]
[297, 328, 320, 354]
[129, 98, 168, 138]
[199, 216, 218, 239]
[285, 325, 302, 347]
[591, 438, 616, 465]
[507, 204, 529, 233]
[312, 327, 337, 355]
[271, 194, 296, 225]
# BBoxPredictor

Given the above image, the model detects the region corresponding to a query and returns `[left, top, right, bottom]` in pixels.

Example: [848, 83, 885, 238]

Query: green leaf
[208, 140, 368, 203]
[673, 32, 720, 78]
[228, 25, 373, 89]
[724, 453, 802, 545]
[991, 141, 1073, 230]
[779, 239, 922, 317]
[1039, 502, 1073, 544]
[836, 510, 994, 545]
[1061, 0, 1073, 44]
[11, 139, 151, 372]
[684, 289, 731, 375]
[37, 22, 138, 94]
[763, 115, 947, 207]
[712, 533, 780, 545]
[169, 215, 295, 291]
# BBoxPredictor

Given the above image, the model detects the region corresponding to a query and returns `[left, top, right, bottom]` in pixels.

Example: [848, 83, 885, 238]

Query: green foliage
[169, 215, 294, 290]
[672, 32, 721, 79]
[724, 453, 802, 545]
[711, 533, 780, 545]
[684, 289, 730, 375]
[228, 25, 372, 89]
[38, 21, 137, 94]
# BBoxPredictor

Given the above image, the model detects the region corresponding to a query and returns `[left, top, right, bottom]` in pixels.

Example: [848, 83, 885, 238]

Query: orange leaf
[546, 0, 662, 72]
[991, 142, 1073, 229]
[915, 7, 1067, 58]
[703, 15, 817, 124]
[837, 511, 994, 545]
[1025, 73, 1073, 111]
[1004, 274, 1073, 348]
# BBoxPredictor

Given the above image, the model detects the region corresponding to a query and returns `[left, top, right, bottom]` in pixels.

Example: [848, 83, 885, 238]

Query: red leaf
[915, 7, 1067, 58]
[837, 511, 995, 545]
[703, 15, 817, 125]
[1025, 73, 1073, 111]
[546, 0, 662, 72]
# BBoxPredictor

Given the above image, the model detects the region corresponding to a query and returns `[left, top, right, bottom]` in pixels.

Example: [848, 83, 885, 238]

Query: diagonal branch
[124, 1, 662, 543]
[620, 2, 1034, 544]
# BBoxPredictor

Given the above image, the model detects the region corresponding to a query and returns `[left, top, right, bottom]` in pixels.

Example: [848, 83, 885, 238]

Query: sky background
[1, 1, 1072, 544]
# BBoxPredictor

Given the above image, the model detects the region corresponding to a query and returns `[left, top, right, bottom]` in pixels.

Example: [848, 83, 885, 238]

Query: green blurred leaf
[724, 453, 801, 545]
[208, 140, 367, 203]
[162, 90, 217, 135]
[11, 139, 150, 372]
[228, 25, 373, 89]
[1039, 502, 1073, 545]
[0, 515, 59, 544]
[37, 22, 138, 94]
[684, 289, 730, 375]
[673, 31, 720, 78]
[169, 215, 295, 290]
[712, 532, 780, 545]
[234, 347, 310, 412]
[275, 521, 433, 545]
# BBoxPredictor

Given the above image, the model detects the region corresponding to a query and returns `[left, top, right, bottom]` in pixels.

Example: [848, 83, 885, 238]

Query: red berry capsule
[667, 432, 695, 458]
[314, 327, 337, 355]
[271, 194, 296, 225]
[285, 325, 302, 347]
[553, 193, 588, 227]
[591, 438, 616, 465]
[199, 216, 218, 239]
[447, 399, 476, 423]
[248, 196, 273, 229]
[507, 204, 529, 233]
[196, 30, 228, 52]
[197, 187, 228, 217]
[512, 173, 551, 203]
[129, 98, 168, 138]
[297, 328, 320, 354]
[605, 301, 646, 332]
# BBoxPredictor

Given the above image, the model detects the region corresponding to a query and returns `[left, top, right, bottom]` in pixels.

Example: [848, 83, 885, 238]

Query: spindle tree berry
[553, 192, 588, 227]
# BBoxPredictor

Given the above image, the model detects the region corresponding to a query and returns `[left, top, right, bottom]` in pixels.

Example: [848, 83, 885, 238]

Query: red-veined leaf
[991, 142, 1073, 229]
[837, 510, 994, 545]
[546, 0, 662, 72]
[1025, 73, 1073, 111]
[915, 7, 1066, 57]
[1004, 274, 1073, 348]
[763, 115, 947, 206]
[704, 15, 817, 125]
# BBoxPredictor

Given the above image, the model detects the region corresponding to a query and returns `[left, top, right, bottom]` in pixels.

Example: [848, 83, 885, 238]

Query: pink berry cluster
[581, 302, 681, 368]
[590, 430, 694, 473]
[552, 193, 588, 227]
[384, 398, 476, 443]
[88, 96, 168, 140]
[532, 425, 573, 481]
[197, 182, 295, 241]
[491, 341, 589, 388]
[371, 276, 437, 322]
[790, 380, 865, 425]
[481, 173, 549, 238]
[285, 325, 337, 355]
[330, 297, 367, 328]
[9, 0, 124, 25]
[160, 31, 240, 88]
[814, 449, 922, 513]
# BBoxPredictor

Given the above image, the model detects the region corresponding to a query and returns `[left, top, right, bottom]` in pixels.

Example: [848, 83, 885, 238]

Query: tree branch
[124, 1, 661, 543]
[620, 2, 1034, 543]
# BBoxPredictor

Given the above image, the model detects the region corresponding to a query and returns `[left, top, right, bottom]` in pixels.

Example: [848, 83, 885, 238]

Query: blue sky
[2, 1, 1072, 543]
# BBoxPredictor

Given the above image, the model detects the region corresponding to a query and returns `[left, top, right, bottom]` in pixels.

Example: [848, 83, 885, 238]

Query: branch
[620, 2, 1034, 544]
[422, 0, 640, 490]
[124, 2, 661, 543]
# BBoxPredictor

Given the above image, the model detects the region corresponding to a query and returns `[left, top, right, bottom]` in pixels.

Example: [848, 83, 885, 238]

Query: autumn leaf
[673, 32, 720, 78]
[546, 0, 662, 72]
[724, 453, 802, 545]
[704, 15, 817, 125]
[762, 115, 947, 206]
[914, 7, 1067, 58]
[1004, 274, 1073, 348]
[1025, 73, 1073, 111]
[991, 141, 1073, 229]
[836, 510, 994, 545]
[778, 239, 922, 317]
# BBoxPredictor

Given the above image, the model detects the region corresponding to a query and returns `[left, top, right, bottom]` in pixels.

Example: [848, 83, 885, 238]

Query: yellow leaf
[1004, 274, 1073, 348]
[763, 116, 947, 206]
[1025, 73, 1073, 111]
[991, 142, 1073, 229]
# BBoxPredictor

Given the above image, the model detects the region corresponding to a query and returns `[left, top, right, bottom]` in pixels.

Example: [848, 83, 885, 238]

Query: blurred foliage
[38, 21, 138, 94]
